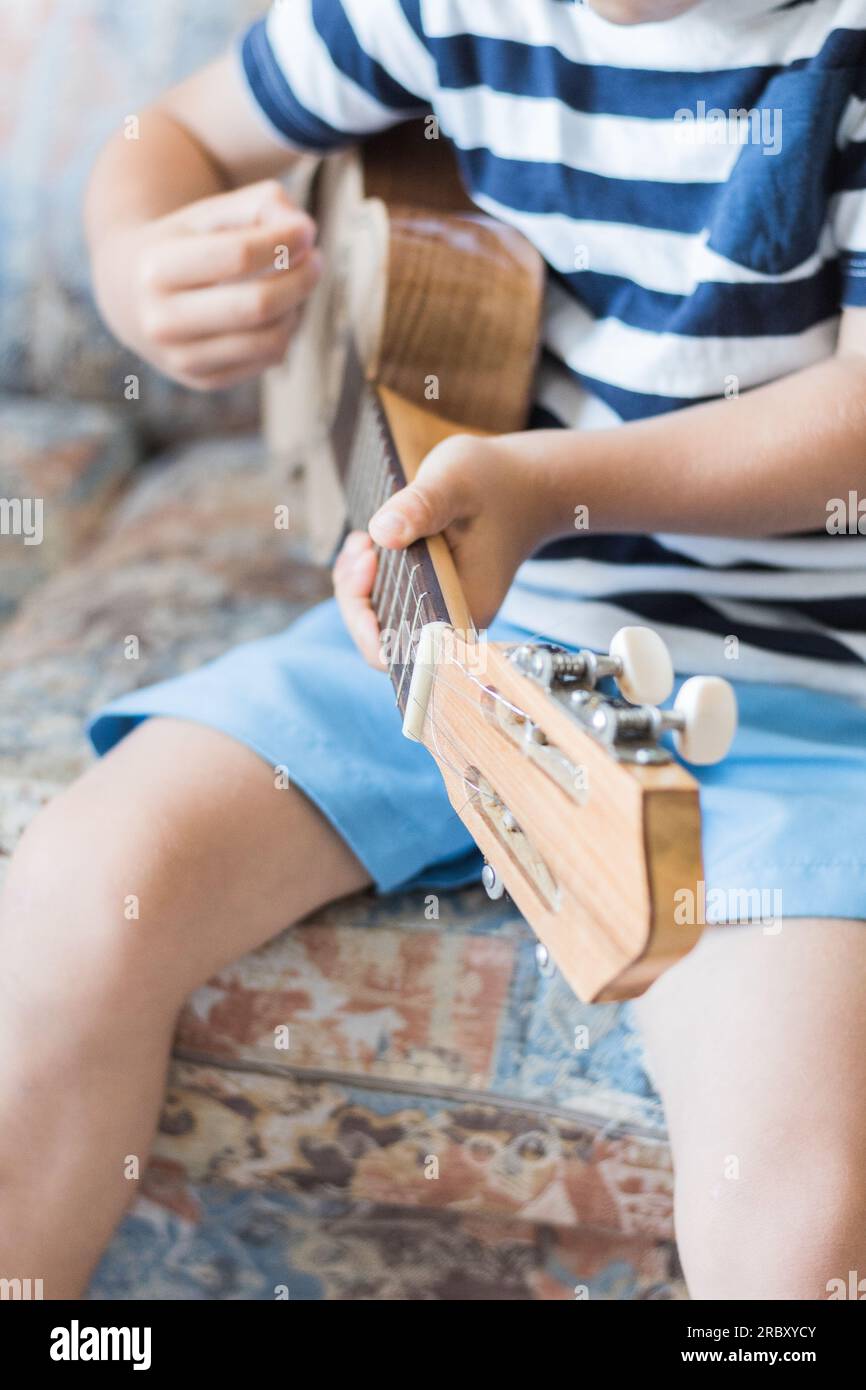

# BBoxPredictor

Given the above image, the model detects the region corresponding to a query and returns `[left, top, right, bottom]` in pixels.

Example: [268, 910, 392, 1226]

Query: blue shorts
[88, 599, 866, 919]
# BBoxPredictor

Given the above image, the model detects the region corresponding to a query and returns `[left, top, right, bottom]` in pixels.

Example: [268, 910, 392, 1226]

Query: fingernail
[370, 511, 407, 545]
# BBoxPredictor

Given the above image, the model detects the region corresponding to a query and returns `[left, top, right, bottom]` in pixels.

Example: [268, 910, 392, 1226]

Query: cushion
[90, 1166, 684, 1301]
[0, 433, 329, 781]
[0, 395, 138, 620]
[0, 433, 675, 1296]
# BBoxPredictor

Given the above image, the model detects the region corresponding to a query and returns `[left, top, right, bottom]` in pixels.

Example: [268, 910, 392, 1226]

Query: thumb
[369, 470, 455, 549]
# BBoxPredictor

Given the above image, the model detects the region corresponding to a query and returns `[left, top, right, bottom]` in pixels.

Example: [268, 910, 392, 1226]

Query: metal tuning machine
[508, 627, 737, 767]
[510, 624, 674, 706]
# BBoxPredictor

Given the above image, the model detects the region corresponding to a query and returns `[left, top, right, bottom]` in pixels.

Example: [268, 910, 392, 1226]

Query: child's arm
[336, 310, 866, 660]
[85, 56, 322, 390]
[507, 317, 866, 541]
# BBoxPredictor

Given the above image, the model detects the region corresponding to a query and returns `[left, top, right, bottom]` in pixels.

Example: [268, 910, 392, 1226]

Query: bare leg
[632, 918, 866, 1299]
[0, 718, 370, 1297]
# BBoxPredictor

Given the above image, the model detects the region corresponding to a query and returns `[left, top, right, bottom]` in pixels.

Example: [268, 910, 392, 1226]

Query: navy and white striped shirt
[240, 0, 866, 699]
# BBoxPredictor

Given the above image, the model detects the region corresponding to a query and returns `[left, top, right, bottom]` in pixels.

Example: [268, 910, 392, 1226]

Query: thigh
[632, 919, 866, 1297]
[87, 597, 498, 894]
[3, 718, 371, 1009]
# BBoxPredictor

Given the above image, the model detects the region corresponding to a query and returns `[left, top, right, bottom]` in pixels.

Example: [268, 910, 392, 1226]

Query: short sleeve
[833, 88, 866, 307]
[238, 0, 435, 152]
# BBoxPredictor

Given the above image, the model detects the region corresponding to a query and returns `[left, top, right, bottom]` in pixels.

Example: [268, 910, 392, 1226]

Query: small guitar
[275, 124, 737, 1003]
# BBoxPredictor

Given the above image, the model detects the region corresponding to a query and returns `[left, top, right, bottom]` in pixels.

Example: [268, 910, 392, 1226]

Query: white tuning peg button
[610, 626, 674, 706]
[673, 677, 738, 765]
[481, 863, 506, 900]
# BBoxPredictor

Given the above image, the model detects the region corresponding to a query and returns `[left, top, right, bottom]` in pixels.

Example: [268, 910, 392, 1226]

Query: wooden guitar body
[270, 123, 732, 1002]
[265, 123, 544, 551]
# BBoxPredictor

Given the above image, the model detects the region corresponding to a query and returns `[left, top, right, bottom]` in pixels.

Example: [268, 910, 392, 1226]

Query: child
[3, 0, 866, 1299]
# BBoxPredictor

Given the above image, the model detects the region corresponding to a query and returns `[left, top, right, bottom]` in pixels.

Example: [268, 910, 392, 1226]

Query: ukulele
[270, 123, 737, 1003]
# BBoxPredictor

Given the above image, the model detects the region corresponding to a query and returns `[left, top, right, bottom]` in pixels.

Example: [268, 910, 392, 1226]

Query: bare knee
[1, 717, 367, 1036]
[676, 1143, 866, 1300]
[0, 776, 189, 1027]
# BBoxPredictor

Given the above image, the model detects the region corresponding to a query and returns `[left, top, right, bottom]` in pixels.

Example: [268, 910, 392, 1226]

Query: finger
[334, 546, 384, 668]
[333, 530, 374, 574]
[163, 315, 299, 380]
[141, 221, 317, 292]
[143, 251, 323, 344]
[171, 361, 279, 392]
[167, 179, 312, 235]
[369, 474, 454, 550]
[333, 534, 377, 595]
[368, 436, 479, 549]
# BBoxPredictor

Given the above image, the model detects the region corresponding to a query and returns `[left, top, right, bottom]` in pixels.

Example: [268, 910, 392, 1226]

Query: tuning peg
[481, 863, 506, 900]
[672, 677, 738, 765]
[609, 627, 674, 706]
[510, 626, 673, 705]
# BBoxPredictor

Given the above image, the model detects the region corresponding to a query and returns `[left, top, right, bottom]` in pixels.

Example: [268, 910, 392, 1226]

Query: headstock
[404, 623, 737, 1002]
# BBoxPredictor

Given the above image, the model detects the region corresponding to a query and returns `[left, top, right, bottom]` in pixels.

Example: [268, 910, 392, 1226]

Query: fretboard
[332, 348, 450, 714]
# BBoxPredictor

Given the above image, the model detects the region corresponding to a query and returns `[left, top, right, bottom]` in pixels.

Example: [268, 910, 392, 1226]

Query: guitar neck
[332, 347, 453, 714]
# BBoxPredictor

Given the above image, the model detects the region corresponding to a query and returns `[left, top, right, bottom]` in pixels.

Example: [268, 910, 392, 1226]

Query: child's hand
[93, 180, 323, 391]
[334, 433, 556, 667]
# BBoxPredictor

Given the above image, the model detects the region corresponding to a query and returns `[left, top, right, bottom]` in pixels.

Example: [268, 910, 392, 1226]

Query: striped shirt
[240, 0, 866, 700]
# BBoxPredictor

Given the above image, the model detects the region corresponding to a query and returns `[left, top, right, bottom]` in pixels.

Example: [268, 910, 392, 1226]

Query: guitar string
[408, 661, 529, 733]
[344, 391, 561, 729]
[381, 551, 407, 640]
[394, 586, 431, 703]
[347, 394, 386, 531]
[388, 563, 422, 674]
[354, 402, 380, 527]
[346, 390, 452, 676]
[363, 396, 393, 529]
[368, 490, 538, 725]
[419, 675, 503, 808]
[340, 398, 639, 852]
[340, 407, 563, 815]
[421, 663, 565, 843]
[399, 624, 540, 799]
[358, 404, 386, 526]
[349, 391, 438, 654]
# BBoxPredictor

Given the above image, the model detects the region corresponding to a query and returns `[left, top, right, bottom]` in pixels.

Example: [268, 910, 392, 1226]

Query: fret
[346, 459, 360, 530]
[376, 445, 393, 513]
[369, 454, 391, 527]
[352, 408, 375, 524]
[362, 439, 386, 527]
[382, 551, 410, 641]
[372, 540, 397, 615]
[388, 563, 421, 675]
[345, 393, 380, 530]
[360, 413, 379, 521]
[394, 581, 431, 707]
[370, 548, 386, 612]
[331, 354, 452, 713]
[345, 397, 401, 540]
[369, 472, 397, 612]
[345, 411, 364, 525]
[367, 410, 389, 518]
